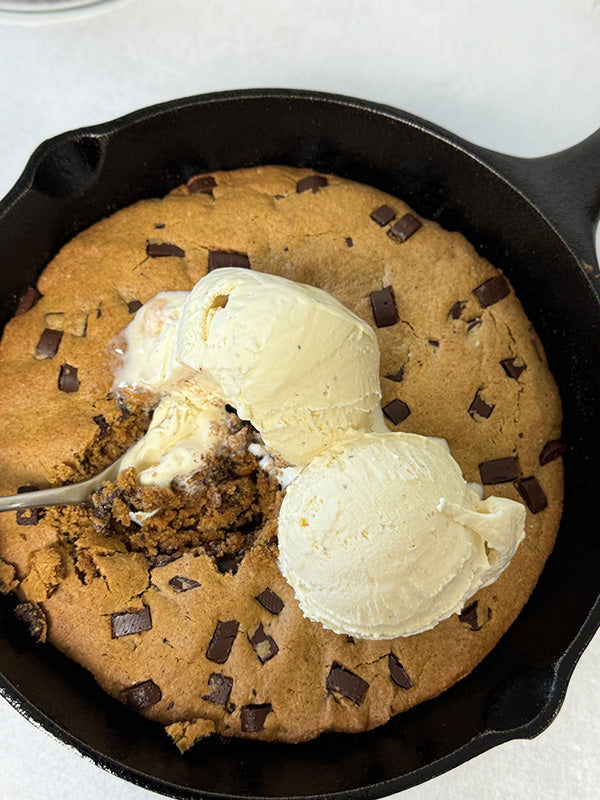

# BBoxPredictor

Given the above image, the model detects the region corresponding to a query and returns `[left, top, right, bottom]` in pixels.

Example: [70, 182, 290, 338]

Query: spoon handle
[0, 481, 95, 512]
[0, 455, 125, 513]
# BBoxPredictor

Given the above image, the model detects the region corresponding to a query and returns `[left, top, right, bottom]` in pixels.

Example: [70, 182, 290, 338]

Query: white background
[1, 1, 599, 798]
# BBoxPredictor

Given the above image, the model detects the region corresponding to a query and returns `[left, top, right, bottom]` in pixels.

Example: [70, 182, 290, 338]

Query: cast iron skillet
[0, 89, 599, 799]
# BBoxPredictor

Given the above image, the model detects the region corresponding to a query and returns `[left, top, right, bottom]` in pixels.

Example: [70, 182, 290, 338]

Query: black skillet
[0, 89, 599, 799]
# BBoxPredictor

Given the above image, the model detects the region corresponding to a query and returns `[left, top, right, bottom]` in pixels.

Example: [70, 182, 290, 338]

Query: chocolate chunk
[16, 286, 42, 315]
[58, 364, 80, 393]
[256, 588, 284, 615]
[241, 703, 272, 732]
[296, 175, 328, 194]
[467, 318, 482, 332]
[18, 485, 39, 493]
[36, 328, 63, 359]
[203, 673, 233, 707]
[370, 205, 396, 226]
[500, 357, 526, 380]
[346, 635, 355, 644]
[428, 339, 440, 348]
[154, 222, 165, 229]
[388, 213, 422, 242]
[188, 174, 217, 195]
[127, 299, 142, 314]
[168, 575, 201, 593]
[217, 555, 240, 575]
[459, 601, 481, 631]
[206, 620, 239, 663]
[16, 485, 46, 526]
[326, 662, 369, 705]
[16, 506, 46, 526]
[478, 457, 518, 485]
[256, 588, 284, 614]
[468, 391, 495, 420]
[345, 237, 354, 247]
[448, 300, 465, 320]
[147, 552, 181, 569]
[207, 250, 251, 271]
[111, 607, 152, 638]
[248, 624, 279, 664]
[122, 679, 162, 710]
[93, 414, 109, 438]
[146, 242, 185, 258]
[514, 476, 548, 513]
[384, 368, 404, 383]
[370, 285, 398, 327]
[14, 602, 47, 642]
[539, 440, 566, 466]
[473, 275, 510, 307]
[388, 653, 413, 689]
[382, 399, 411, 425]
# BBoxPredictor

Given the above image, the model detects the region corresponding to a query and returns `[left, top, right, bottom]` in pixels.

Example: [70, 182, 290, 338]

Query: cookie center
[50, 408, 282, 576]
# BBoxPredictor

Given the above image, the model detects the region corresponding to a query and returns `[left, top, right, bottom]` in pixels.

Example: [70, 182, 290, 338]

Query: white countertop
[0, 1, 599, 798]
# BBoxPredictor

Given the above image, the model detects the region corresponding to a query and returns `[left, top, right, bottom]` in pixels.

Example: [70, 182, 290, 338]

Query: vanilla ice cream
[176, 268, 387, 465]
[113, 291, 194, 394]
[277, 432, 525, 639]
[119, 392, 229, 487]
[113, 291, 229, 485]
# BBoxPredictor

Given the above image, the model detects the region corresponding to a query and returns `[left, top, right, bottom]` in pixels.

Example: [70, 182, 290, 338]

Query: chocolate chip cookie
[0, 166, 564, 746]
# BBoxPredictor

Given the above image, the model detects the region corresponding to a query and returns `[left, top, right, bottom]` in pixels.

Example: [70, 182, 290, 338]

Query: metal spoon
[0, 452, 128, 513]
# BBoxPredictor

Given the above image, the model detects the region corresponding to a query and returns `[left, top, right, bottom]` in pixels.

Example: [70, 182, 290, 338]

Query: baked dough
[0, 166, 563, 744]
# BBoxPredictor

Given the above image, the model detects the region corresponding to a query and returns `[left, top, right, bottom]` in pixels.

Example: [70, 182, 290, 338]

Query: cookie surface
[0, 166, 563, 744]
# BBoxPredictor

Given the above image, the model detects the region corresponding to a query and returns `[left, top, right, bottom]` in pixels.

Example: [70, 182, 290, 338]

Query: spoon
[0, 452, 128, 513]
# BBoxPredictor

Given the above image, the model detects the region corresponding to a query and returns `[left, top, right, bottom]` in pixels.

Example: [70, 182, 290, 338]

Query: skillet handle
[479, 128, 600, 273]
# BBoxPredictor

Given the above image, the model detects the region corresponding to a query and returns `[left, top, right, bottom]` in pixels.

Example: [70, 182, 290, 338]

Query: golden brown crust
[0, 165, 563, 745]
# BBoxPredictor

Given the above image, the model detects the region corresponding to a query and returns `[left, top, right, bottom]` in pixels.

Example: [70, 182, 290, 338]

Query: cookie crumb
[165, 718, 216, 753]
[0, 558, 18, 594]
[20, 545, 65, 602]
[14, 601, 47, 643]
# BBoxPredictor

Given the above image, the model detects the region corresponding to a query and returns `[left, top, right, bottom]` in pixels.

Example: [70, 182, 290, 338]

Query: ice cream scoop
[277, 431, 525, 639]
[113, 291, 193, 394]
[176, 268, 387, 465]
[113, 290, 230, 486]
